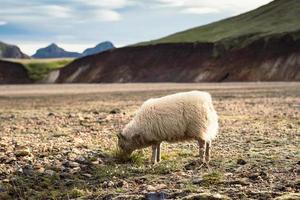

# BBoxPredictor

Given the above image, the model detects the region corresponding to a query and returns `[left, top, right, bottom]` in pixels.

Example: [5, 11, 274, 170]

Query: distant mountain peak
[32, 43, 81, 58]
[82, 41, 115, 56]
[32, 42, 115, 58]
[95, 41, 113, 47]
[49, 43, 59, 48]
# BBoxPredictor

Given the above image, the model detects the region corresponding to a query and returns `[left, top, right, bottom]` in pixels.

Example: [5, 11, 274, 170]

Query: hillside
[0, 60, 33, 84]
[32, 43, 81, 58]
[139, 0, 300, 45]
[57, 0, 300, 83]
[57, 32, 300, 83]
[0, 41, 29, 59]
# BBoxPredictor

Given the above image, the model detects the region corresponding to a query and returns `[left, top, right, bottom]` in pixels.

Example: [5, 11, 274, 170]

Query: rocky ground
[0, 83, 299, 200]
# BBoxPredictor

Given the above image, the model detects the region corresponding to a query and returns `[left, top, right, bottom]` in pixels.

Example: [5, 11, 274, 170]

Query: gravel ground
[0, 83, 299, 200]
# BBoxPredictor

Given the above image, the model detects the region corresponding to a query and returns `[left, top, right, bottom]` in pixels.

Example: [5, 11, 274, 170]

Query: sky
[0, 0, 273, 55]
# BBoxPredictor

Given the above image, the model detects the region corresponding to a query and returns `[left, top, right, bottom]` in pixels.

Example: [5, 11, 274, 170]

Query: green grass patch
[183, 182, 199, 193]
[23, 59, 73, 80]
[68, 188, 86, 198]
[147, 160, 182, 175]
[202, 172, 223, 186]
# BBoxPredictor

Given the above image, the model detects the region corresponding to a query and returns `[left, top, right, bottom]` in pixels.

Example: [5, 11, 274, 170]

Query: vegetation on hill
[139, 0, 300, 45]
[6, 58, 74, 81]
[24, 59, 73, 80]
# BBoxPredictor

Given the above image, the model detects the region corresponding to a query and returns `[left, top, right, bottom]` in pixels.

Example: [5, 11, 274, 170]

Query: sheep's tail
[203, 104, 219, 141]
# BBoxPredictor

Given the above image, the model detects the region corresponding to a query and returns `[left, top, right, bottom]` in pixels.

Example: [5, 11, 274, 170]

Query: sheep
[117, 91, 218, 165]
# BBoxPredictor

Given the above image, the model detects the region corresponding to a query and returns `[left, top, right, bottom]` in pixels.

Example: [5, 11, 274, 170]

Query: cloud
[39, 5, 72, 18]
[154, 0, 273, 15]
[181, 7, 220, 14]
[93, 10, 122, 21]
[76, 0, 134, 9]
[155, 0, 184, 7]
[0, 0, 125, 24]
[0, 21, 7, 26]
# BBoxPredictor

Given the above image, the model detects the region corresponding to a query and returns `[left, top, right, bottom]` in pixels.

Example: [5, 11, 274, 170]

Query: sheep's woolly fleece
[122, 91, 218, 149]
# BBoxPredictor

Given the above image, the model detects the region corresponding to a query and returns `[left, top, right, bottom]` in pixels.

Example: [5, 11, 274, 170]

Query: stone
[69, 167, 81, 174]
[274, 193, 300, 200]
[37, 167, 45, 173]
[146, 185, 156, 191]
[68, 161, 80, 168]
[145, 192, 166, 200]
[110, 108, 121, 114]
[103, 181, 114, 188]
[4, 157, 16, 164]
[15, 149, 30, 157]
[184, 160, 197, 170]
[0, 185, 6, 193]
[182, 193, 231, 200]
[116, 180, 129, 188]
[48, 112, 55, 117]
[156, 184, 167, 190]
[83, 173, 92, 178]
[44, 169, 55, 176]
[75, 156, 86, 164]
[248, 173, 260, 181]
[192, 178, 204, 185]
[237, 159, 247, 165]
[223, 178, 250, 186]
[60, 172, 70, 179]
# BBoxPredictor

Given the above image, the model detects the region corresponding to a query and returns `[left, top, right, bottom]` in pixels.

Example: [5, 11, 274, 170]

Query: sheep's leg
[197, 139, 211, 169]
[151, 145, 157, 164]
[156, 143, 161, 163]
[197, 139, 206, 163]
[205, 140, 211, 163]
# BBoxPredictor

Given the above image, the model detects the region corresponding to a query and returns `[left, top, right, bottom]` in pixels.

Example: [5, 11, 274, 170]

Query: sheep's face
[117, 131, 133, 158]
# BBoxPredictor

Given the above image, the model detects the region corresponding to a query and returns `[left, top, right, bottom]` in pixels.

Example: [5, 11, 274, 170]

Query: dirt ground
[0, 83, 299, 200]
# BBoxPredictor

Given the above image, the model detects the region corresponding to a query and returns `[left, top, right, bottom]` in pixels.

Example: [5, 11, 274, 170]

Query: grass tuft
[202, 172, 223, 186]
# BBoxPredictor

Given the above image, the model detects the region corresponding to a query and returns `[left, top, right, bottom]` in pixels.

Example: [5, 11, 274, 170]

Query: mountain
[32, 43, 81, 58]
[0, 60, 33, 84]
[82, 41, 114, 56]
[0, 41, 29, 59]
[139, 0, 300, 45]
[56, 0, 300, 83]
[32, 42, 115, 58]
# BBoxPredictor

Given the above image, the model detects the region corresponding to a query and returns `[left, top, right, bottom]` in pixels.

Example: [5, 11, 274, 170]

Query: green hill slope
[140, 0, 300, 45]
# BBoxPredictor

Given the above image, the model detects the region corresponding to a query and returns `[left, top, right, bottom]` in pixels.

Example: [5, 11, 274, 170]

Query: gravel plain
[0, 83, 299, 199]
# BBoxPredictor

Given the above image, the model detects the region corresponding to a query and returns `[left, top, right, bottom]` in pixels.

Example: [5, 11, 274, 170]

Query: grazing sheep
[117, 91, 218, 164]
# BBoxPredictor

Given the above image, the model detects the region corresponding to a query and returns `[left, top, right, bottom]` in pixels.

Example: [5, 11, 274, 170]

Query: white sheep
[117, 91, 218, 164]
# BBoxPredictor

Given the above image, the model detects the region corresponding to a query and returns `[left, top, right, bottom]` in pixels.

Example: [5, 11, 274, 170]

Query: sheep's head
[117, 131, 133, 159]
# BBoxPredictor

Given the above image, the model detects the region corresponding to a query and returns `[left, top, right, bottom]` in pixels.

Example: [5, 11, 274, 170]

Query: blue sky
[0, 0, 273, 55]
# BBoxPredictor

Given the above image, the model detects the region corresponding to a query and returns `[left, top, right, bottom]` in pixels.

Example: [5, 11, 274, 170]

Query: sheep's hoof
[151, 160, 157, 165]
[152, 160, 161, 165]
